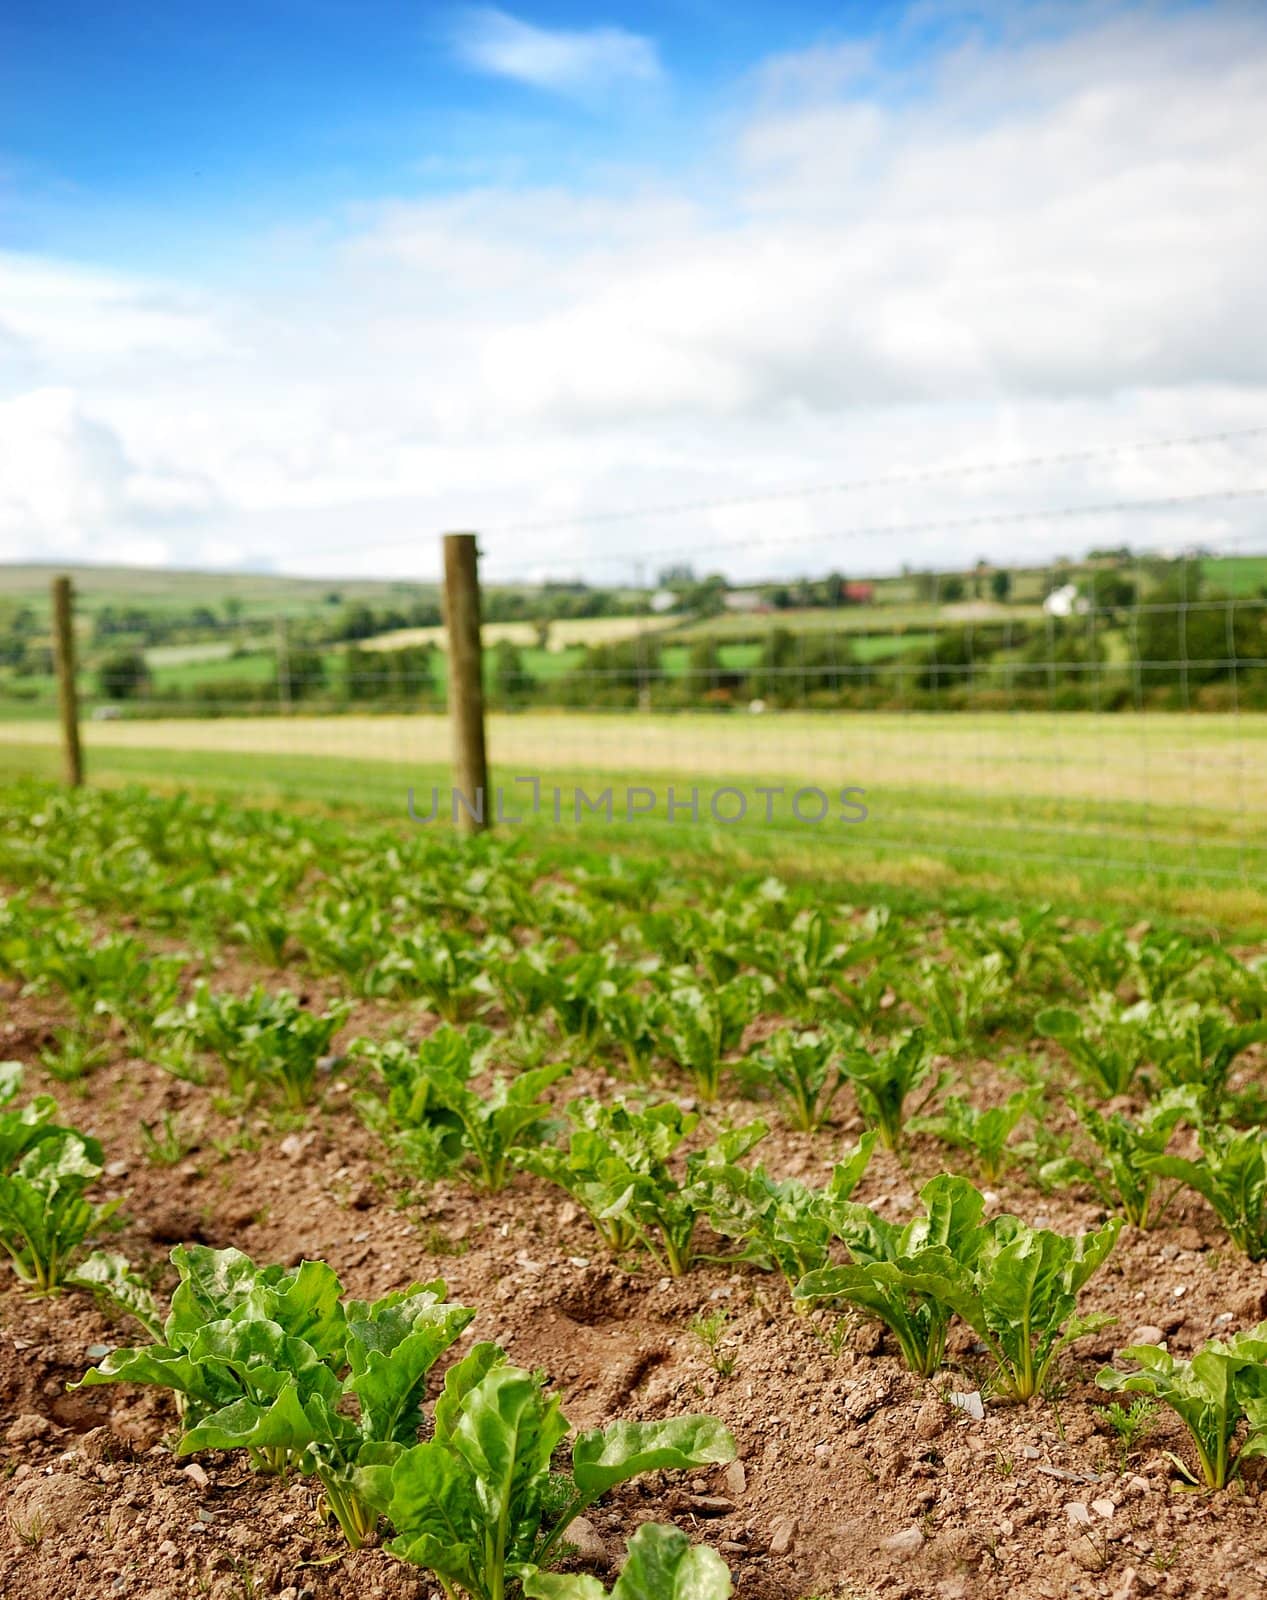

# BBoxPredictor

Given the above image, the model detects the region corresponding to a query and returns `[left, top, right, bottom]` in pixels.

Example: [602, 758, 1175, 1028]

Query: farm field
[2, 780, 1267, 1600]
[1, 711, 1265, 928]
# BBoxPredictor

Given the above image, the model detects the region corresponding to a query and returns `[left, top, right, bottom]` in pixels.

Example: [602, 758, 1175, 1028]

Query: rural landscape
[6, 2, 1267, 1599]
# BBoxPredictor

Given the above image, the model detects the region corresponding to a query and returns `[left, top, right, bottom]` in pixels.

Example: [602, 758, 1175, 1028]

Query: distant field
[0, 563, 441, 621]
[1200, 554, 1267, 597]
[3, 705, 1263, 814]
[2, 712, 1263, 926]
[362, 615, 675, 652]
[672, 602, 1034, 641]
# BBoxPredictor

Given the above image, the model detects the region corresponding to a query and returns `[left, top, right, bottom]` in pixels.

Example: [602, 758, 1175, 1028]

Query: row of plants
[6, 867, 1267, 1276]
[76, 1244, 735, 1598]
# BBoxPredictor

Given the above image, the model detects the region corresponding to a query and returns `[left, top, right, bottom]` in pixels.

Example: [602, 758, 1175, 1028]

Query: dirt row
[2, 948, 1267, 1600]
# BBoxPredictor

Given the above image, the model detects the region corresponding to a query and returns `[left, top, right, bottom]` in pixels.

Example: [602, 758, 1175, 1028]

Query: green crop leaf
[839, 1029, 938, 1150]
[702, 1135, 875, 1294]
[905, 954, 1008, 1051]
[360, 1026, 568, 1190]
[0, 1130, 117, 1294]
[384, 1351, 734, 1600]
[525, 1522, 732, 1600]
[345, 1288, 477, 1446]
[1039, 1090, 1195, 1228]
[519, 1100, 763, 1276]
[796, 1175, 987, 1375]
[75, 1244, 474, 1547]
[1035, 997, 1158, 1098]
[967, 1214, 1120, 1401]
[909, 1088, 1038, 1183]
[1098, 1326, 1267, 1488]
[1141, 1124, 1267, 1259]
[657, 980, 762, 1102]
[572, 1417, 735, 1497]
[68, 1250, 163, 1338]
[798, 1177, 1118, 1396]
[741, 1028, 852, 1132]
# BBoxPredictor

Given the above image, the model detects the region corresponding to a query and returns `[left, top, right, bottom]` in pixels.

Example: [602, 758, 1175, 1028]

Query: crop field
[1, 778, 1267, 1600]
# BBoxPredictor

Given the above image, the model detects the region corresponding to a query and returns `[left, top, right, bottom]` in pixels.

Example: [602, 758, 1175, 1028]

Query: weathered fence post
[51, 575, 84, 788]
[443, 531, 489, 834]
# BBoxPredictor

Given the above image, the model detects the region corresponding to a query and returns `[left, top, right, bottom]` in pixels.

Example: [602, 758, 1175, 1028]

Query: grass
[2, 710, 1264, 933]
[670, 603, 1036, 641]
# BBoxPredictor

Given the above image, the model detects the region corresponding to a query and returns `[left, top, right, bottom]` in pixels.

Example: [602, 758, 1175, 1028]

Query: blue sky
[2, 2, 1266, 581]
[3, 1, 919, 264]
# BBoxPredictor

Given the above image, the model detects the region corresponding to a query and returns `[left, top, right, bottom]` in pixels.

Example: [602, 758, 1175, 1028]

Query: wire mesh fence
[4, 545, 1266, 890]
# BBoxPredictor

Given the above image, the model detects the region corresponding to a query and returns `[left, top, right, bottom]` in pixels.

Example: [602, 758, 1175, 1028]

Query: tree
[97, 649, 149, 701]
[941, 575, 966, 603]
[278, 648, 326, 702]
[991, 569, 1012, 602]
[490, 640, 531, 705]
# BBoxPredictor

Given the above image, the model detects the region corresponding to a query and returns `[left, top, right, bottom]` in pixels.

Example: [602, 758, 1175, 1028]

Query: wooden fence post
[443, 531, 489, 834]
[51, 575, 84, 788]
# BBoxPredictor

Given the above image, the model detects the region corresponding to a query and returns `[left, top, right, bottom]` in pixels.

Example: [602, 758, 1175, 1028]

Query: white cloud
[450, 7, 661, 98]
[4, 4, 1267, 582]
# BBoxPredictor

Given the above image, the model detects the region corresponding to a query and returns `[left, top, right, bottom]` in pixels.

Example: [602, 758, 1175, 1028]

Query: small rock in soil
[882, 1527, 925, 1557]
[721, 1459, 746, 1498]
[768, 1515, 797, 1557]
[1128, 1325, 1166, 1347]
[914, 1399, 945, 1440]
[565, 1515, 610, 1569]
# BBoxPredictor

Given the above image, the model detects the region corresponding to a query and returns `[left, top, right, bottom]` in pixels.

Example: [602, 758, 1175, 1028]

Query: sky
[2, 0, 1266, 585]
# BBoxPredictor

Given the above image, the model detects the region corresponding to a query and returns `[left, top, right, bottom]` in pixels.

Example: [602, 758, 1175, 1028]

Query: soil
[3, 939, 1267, 1600]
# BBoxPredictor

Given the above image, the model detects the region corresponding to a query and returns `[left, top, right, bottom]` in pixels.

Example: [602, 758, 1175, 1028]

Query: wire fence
[5, 547, 1267, 890]
[5, 420, 1267, 888]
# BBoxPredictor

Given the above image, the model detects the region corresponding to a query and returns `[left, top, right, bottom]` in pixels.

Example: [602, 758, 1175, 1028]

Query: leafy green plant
[1034, 997, 1157, 1098]
[361, 1026, 568, 1190]
[745, 908, 898, 1017]
[1149, 1010, 1267, 1111]
[967, 1212, 1119, 1401]
[363, 1343, 735, 1599]
[907, 954, 1008, 1050]
[516, 1099, 694, 1256]
[15, 925, 149, 1025]
[657, 979, 762, 1102]
[796, 1175, 992, 1376]
[1098, 1327, 1267, 1488]
[520, 1101, 767, 1276]
[949, 905, 1056, 987]
[525, 1522, 731, 1600]
[1039, 1091, 1195, 1228]
[838, 1029, 938, 1150]
[75, 1245, 475, 1546]
[165, 982, 350, 1108]
[1142, 1124, 1267, 1259]
[0, 1130, 120, 1293]
[797, 1177, 1119, 1397]
[701, 1135, 875, 1296]
[833, 968, 900, 1034]
[909, 1088, 1038, 1183]
[0, 1062, 60, 1169]
[741, 1028, 851, 1132]
[594, 988, 661, 1077]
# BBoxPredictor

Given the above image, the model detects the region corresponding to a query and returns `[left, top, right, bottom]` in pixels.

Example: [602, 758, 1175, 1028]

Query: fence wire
[6, 548, 1265, 890]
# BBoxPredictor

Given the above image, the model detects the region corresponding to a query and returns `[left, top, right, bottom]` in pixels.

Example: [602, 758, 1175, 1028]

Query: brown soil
[3, 956, 1267, 1600]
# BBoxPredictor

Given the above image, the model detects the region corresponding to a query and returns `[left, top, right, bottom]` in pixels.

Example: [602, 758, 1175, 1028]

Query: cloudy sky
[2, 0, 1266, 585]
